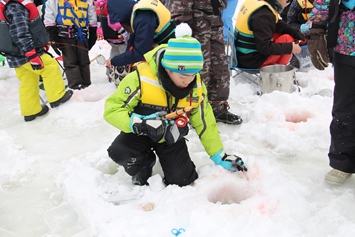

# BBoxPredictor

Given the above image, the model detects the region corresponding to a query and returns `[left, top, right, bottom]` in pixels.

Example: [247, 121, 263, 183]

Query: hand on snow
[211, 150, 247, 172]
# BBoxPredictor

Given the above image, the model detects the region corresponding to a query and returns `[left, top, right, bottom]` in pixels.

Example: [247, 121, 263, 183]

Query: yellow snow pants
[14, 53, 66, 116]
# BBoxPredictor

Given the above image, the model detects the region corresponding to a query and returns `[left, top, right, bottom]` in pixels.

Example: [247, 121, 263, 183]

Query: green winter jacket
[104, 44, 224, 157]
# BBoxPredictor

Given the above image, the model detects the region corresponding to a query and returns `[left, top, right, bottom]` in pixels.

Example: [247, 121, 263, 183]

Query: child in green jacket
[104, 23, 247, 186]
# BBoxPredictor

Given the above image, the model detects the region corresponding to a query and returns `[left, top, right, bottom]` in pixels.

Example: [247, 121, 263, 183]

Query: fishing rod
[162, 106, 193, 120]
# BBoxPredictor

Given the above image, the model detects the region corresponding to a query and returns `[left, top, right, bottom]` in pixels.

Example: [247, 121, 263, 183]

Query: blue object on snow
[171, 228, 185, 236]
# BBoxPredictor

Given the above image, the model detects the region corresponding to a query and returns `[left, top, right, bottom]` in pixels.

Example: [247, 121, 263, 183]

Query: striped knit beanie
[161, 23, 204, 74]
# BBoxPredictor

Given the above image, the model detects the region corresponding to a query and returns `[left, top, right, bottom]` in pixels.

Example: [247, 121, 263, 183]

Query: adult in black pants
[307, 0, 355, 184]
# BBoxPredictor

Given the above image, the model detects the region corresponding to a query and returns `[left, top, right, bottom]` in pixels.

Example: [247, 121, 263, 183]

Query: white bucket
[259, 64, 296, 94]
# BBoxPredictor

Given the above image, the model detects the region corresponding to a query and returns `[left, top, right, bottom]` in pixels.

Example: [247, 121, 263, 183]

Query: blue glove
[210, 150, 247, 172]
[300, 24, 310, 34]
[130, 111, 168, 142]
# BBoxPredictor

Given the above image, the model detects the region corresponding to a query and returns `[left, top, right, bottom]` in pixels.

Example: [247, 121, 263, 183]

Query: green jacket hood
[144, 44, 167, 75]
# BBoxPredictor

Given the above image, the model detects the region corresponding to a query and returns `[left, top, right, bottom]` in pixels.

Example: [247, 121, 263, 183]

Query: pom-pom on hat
[161, 23, 204, 74]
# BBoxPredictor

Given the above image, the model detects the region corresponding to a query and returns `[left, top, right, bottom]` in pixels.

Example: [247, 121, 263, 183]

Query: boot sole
[50, 90, 73, 108]
[24, 105, 49, 122]
[216, 118, 243, 125]
[325, 174, 352, 185]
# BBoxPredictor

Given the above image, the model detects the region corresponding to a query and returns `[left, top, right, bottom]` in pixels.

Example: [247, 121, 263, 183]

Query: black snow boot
[50, 90, 73, 108]
[132, 151, 156, 186]
[213, 101, 243, 125]
[24, 105, 49, 122]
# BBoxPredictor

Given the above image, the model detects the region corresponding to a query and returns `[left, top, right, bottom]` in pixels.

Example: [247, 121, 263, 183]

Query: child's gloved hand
[300, 24, 310, 34]
[25, 49, 44, 70]
[130, 112, 168, 142]
[211, 150, 247, 172]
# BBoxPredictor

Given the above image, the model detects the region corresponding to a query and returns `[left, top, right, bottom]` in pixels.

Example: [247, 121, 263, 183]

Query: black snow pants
[58, 37, 91, 89]
[107, 132, 198, 186]
[328, 52, 355, 173]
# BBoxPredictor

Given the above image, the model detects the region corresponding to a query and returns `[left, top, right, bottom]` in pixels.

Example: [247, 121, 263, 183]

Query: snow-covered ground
[1, 39, 355, 237]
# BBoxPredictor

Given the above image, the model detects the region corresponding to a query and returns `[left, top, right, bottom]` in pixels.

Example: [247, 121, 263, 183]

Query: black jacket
[237, 7, 294, 68]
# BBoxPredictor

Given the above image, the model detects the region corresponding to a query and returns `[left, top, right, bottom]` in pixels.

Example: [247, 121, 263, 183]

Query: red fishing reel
[174, 115, 188, 128]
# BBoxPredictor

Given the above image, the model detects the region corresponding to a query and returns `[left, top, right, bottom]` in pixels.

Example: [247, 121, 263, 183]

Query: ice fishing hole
[284, 110, 313, 123]
[207, 183, 252, 205]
